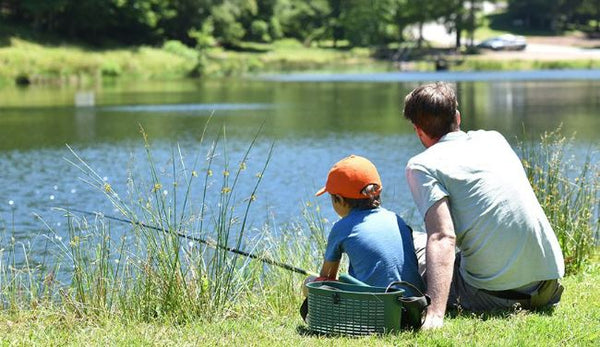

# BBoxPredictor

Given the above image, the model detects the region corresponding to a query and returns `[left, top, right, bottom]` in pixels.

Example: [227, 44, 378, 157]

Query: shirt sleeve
[405, 163, 449, 219]
[323, 223, 344, 262]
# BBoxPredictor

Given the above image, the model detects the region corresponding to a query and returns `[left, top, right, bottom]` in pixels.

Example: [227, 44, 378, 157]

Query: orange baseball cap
[315, 155, 382, 199]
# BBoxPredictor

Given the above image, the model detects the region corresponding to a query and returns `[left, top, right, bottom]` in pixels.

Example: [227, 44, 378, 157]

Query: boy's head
[315, 155, 382, 211]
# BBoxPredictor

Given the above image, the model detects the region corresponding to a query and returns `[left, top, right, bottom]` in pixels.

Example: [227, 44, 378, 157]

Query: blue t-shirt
[324, 207, 424, 293]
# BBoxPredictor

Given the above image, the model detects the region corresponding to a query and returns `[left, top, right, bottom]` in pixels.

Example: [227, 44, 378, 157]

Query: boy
[312, 155, 424, 291]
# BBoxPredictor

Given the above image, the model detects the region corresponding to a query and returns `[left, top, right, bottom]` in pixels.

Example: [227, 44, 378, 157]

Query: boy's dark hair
[403, 82, 459, 139]
[337, 183, 381, 210]
[342, 195, 381, 210]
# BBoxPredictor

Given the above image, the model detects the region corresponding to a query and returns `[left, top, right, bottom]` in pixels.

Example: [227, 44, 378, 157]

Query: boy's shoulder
[335, 207, 398, 226]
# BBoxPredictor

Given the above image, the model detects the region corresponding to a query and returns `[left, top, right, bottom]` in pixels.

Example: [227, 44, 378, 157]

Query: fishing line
[68, 208, 318, 277]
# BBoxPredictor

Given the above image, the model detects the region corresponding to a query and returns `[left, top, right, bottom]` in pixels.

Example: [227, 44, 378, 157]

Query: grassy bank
[1, 262, 598, 345]
[0, 38, 383, 86]
[2, 35, 600, 86]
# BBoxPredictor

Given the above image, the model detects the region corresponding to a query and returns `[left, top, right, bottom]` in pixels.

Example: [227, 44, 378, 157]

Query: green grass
[0, 261, 598, 345]
[4, 28, 600, 86]
[0, 36, 384, 84]
[0, 38, 197, 83]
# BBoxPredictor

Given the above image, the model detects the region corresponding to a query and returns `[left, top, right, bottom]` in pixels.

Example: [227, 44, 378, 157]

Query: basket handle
[385, 281, 431, 330]
[385, 281, 424, 296]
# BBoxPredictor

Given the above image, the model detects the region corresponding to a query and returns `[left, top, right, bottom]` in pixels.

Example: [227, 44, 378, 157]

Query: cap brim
[315, 187, 327, 196]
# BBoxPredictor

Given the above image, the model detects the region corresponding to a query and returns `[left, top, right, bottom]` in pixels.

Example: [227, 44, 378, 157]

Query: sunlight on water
[0, 77, 598, 267]
[102, 103, 274, 112]
[259, 69, 600, 82]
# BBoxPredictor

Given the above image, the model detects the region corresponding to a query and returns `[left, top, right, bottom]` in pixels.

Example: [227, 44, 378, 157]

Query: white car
[477, 34, 527, 51]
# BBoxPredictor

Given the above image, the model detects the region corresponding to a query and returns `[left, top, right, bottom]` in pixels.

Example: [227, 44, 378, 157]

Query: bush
[162, 40, 198, 61]
[250, 20, 271, 42]
[100, 60, 122, 77]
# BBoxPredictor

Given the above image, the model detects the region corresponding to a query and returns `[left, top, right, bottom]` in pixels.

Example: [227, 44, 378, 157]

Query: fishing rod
[69, 208, 318, 277]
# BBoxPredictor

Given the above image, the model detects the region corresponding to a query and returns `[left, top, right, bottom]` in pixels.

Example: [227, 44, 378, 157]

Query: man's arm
[422, 197, 456, 330]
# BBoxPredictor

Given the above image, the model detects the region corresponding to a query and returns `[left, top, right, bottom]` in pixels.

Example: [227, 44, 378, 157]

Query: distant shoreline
[1, 37, 599, 87]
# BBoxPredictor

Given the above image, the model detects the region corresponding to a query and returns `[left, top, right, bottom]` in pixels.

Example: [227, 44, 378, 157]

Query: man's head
[315, 155, 382, 214]
[403, 82, 460, 146]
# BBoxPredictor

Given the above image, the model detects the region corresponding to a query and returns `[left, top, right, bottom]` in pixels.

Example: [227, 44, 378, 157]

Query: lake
[0, 71, 599, 261]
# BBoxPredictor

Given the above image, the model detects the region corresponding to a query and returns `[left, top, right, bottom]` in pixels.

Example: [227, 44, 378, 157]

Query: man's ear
[414, 125, 426, 138]
[455, 110, 461, 128]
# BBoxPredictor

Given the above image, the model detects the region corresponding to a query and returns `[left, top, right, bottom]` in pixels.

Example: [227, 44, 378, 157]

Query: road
[410, 1, 600, 60]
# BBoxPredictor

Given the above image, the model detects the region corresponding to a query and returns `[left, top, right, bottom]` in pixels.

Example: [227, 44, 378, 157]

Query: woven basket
[305, 281, 405, 336]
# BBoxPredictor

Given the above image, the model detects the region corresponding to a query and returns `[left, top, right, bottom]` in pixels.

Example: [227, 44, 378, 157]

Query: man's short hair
[403, 82, 459, 139]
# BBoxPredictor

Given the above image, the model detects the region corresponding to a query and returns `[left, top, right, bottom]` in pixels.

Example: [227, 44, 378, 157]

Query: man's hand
[421, 312, 444, 330]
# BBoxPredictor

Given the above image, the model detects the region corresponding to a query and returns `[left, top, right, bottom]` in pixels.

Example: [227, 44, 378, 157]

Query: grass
[519, 128, 599, 274]
[3, 26, 600, 86]
[0, 36, 384, 85]
[0, 261, 598, 345]
[0, 126, 598, 344]
[0, 38, 197, 84]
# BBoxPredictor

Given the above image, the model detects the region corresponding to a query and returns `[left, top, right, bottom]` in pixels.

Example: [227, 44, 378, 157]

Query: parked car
[477, 34, 527, 51]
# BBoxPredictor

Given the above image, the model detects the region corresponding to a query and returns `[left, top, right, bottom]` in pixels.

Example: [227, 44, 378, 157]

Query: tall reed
[61, 124, 274, 321]
[519, 128, 599, 274]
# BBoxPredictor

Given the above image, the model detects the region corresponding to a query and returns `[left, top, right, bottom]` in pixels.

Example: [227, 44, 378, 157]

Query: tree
[339, 0, 398, 47]
[507, 0, 565, 32]
[275, 0, 330, 46]
[159, 0, 213, 45]
[210, 0, 246, 47]
[576, 0, 600, 32]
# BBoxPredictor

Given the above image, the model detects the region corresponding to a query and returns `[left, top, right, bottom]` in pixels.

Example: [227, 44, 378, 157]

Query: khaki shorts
[413, 232, 564, 312]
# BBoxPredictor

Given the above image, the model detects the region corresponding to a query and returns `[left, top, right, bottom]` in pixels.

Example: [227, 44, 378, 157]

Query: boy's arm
[319, 261, 340, 280]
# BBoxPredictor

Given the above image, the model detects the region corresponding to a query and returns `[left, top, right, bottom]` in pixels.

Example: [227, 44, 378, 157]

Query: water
[0, 72, 599, 262]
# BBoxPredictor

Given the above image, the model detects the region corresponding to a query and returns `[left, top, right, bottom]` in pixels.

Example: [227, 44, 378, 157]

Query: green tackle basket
[305, 281, 410, 336]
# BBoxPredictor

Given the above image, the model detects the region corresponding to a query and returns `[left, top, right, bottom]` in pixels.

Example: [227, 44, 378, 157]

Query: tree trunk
[417, 22, 423, 49]
[455, 20, 462, 50]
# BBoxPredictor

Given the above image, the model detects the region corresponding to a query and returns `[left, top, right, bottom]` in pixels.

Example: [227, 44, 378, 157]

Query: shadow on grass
[447, 304, 558, 321]
[225, 43, 272, 53]
[296, 325, 399, 338]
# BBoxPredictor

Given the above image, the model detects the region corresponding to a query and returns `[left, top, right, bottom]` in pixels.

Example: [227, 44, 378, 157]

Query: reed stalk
[519, 128, 599, 274]
[59, 124, 273, 321]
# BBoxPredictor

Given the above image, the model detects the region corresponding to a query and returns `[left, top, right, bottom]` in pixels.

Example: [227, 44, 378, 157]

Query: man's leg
[448, 256, 563, 311]
[413, 231, 427, 278]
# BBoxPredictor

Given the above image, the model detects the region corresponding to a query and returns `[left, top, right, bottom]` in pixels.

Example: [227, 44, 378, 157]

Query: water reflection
[102, 103, 274, 112]
[259, 69, 600, 82]
[0, 77, 598, 262]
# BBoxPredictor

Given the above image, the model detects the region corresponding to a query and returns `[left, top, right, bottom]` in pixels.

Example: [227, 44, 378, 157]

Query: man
[403, 82, 565, 330]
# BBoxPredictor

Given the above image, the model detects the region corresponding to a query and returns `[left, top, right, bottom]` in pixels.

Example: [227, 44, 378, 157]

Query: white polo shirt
[405, 130, 564, 291]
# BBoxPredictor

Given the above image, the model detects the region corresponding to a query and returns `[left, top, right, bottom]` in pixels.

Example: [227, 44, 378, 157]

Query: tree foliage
[0, 0, 597, 48]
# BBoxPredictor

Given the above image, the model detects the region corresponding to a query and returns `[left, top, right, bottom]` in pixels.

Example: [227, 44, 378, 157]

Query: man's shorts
[413, 232, 564, 312]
